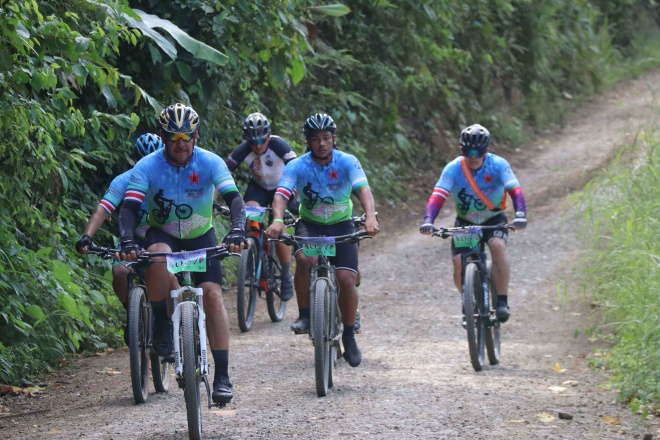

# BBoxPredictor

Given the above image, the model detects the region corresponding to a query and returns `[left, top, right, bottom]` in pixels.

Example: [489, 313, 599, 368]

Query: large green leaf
[134, 10, 228, 66]
[308, 4, 352, 17]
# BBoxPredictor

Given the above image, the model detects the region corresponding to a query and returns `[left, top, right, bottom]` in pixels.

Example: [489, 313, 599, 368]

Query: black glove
[512, 212, 527, 230]
[419, 223, 435, 235]
[75, 235, 93, 253]
[120, 237, 139, 255]
[222, 228, 246, 247]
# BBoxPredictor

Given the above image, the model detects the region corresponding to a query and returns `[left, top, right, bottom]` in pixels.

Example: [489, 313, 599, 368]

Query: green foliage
[575, 131, 660, 407]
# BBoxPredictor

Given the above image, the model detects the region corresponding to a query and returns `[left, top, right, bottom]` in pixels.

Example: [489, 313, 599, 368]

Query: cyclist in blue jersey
[118, 103, 247, 404]
[419, 124, 527, 324]
[76, 133, 163, 343]
[266, 113, 379, 368]
[226, 112, 298, 300]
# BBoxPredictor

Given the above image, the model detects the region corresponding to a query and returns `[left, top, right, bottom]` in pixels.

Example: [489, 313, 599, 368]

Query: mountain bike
[218, 205, 297, 332]
[272, 215, 371, 397]
[432, 224, 513, 371]
[89, 245, 237, 439]
[87, 246, 173, 404]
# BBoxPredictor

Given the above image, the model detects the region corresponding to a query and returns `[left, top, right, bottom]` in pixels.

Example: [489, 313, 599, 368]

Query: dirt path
[2, 71, 659, 440]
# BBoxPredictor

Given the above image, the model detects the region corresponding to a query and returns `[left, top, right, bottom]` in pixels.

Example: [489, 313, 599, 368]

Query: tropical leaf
[308, 4, 352, 17]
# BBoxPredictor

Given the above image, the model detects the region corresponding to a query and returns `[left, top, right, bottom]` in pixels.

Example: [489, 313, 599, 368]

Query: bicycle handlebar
[213, 203, 297, 225]
[431, 223, 514, 239]
[269, 230, 371, 247]
[87, 245, 240, 262]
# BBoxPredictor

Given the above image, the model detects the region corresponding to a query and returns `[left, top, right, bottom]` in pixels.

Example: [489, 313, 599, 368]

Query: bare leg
[201, 282, 229, 350]
[336, 270, 358, 325]
[112, 264, 130, 304]
[487, 237, 509, 296]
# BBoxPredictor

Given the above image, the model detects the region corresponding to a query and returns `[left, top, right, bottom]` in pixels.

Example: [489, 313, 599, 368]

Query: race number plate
[301, 237, 337, 257]
[452, 228, 483, 249]
[245, 206, 267, 223]
[166, 249, 207, 273]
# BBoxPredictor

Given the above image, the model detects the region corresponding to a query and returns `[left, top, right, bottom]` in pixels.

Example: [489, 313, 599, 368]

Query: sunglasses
[248, 138, 267, 147]
[165, 132, 194, 142]
[463, 149, 485, 158]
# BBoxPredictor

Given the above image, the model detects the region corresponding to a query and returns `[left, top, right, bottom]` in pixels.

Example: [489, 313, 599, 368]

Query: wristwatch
[515, 211, 526, 218]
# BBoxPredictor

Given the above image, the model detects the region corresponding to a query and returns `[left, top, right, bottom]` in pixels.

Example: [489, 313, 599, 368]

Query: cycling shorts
[244, 180, 300, 215]
[145, 227, 222, 285]
[451, 213, 509, 257]
[294, 219, 358, 273]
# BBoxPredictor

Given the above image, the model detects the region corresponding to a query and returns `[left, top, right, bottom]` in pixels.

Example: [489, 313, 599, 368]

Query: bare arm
[265, 194, 288, 238]
[356, 186, 379, 236]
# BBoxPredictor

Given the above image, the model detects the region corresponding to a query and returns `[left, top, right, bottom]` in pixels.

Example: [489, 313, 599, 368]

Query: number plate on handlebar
[300, 237, 336, 257]
[245, 206, 267, 223]
[452, 228, 483, 249]
[166, 249, 207, 273]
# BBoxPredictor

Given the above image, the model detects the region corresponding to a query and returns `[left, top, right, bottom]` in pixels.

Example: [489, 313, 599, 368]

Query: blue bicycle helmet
[459, 124, 490, 155]
[243, 112, 271, 144]
[159, 103, 200, 134]
[303, 113, 337, 138]
[134, 133, 163, 158]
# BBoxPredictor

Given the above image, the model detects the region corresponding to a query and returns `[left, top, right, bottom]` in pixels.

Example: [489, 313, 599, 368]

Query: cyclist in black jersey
[226, 112, 298, 300]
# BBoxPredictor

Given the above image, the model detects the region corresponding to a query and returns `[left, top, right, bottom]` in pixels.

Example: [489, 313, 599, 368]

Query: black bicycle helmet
[243, 112, 271, 144]
[159, 103, 200, 134]
[303, 113, 336, 138]
[459, 124, 490, 153]
[134, 133, 163, 158]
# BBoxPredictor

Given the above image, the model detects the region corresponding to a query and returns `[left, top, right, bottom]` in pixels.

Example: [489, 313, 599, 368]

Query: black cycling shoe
[212, 377, 233, 404]
[153, 318, 174, 357]
[496, 303, 510, 323]
[342, 336, 362, 367]
[290, 317, 310, 334]
[279, 272, 294, 302]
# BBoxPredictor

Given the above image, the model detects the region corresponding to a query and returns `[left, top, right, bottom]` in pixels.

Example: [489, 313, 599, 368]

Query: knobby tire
[128, 286, 149, 404]
[313, 278, 330, 397]
[266, 244, 287, 322]
[236, 238, 258, 332]
[464, 263, 485, 371]
[181, 303, 202, 440]
[485, 261, 501, 365]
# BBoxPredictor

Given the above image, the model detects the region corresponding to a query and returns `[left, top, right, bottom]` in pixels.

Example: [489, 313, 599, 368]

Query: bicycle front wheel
[464, 263, 485, 371]
[236, 238, 258, 332]
[313, 278, 331, 397]
[181, 303, 202, 440]
[485, 261, 501, 365]
[266, 246, 287, 322]
[128, 286, 149, 404]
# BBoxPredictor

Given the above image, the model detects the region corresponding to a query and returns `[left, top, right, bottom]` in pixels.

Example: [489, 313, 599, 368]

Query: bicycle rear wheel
[236, 238, 258, 332]
[266, 245, 287, 322]
[313, 278, 330, 397]
[464, 263, 485, 371]
[181, 303, 202, 440]
[485, 261, 501, 365]
[128, 286, 149, 403]
[151, 351, 172, 393]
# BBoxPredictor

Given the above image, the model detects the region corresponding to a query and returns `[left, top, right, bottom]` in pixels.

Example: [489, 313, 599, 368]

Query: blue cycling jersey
[276, 150, 368, 225]
[100, 170, 149, 239]
[433, 153, 521, 224]
[124, 146, 239, 239]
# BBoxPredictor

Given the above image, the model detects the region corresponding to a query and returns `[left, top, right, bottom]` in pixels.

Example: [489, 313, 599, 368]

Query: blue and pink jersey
[275, 150, 368, 225]
[124, 147, 239, 239]
[424, 153, 526, 224]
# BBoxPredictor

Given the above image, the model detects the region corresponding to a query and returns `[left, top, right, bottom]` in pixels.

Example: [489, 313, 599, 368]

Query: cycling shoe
[342, 336, 362, 367]
[290, 317, 310, 334]
[279, 272, 294, 302]
[212, 377, 233, 404]
[153, 318, 173, 357]
[496, 303, 510, 323]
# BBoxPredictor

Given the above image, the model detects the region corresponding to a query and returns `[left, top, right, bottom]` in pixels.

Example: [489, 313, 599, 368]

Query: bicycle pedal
[213, 402, 228, 409]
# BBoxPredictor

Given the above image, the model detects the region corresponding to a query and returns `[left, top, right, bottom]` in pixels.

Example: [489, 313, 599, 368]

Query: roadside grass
[574, 126, 660, 413]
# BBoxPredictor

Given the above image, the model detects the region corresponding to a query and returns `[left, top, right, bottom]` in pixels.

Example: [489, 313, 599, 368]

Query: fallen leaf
[562, 380, 579, 386]
[538, 412, 557, 423]
[553, 362, 567, 373]
[508, 419, 526, 423]
[548, 386, 567, 393]
[211, 409, 237, 416]
[96, 367, 122, 376]
[602, 416, 621, 424]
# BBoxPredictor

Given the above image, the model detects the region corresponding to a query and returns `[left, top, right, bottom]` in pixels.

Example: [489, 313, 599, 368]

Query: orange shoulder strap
[460, 157, 506, 212]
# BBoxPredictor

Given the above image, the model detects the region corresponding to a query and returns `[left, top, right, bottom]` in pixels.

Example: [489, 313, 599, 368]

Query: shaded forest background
[0, 0, 658, 396]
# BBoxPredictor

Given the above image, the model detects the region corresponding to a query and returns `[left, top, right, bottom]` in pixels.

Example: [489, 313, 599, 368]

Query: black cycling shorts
[294, 219, 358, 273]
[451, 213, 509, 256]
[244, 180, 300, 215]
[145, 227, 222, 285]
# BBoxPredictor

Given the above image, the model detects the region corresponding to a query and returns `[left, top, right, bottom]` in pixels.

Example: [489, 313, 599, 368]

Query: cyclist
[75, 133, 163, 344]
[226, 112, 297, 300]
[419, 124, 527, 324]
[118, 103, 247, 405]
[265, 113, 379, 368]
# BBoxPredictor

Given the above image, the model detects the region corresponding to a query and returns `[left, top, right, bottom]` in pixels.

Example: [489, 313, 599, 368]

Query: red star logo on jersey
[484, 174, 492, 184]
[188, 171, 201, 185]
[329, 169, 339, 180]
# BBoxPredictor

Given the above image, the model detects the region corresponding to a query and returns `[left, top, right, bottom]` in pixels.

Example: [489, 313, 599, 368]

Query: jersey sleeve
[226, 142, 251, 172]
[268, 136, 297, 163]
[275, 161, 298, 201]
[347, 155, 368, 192]
[125, 159, 150, 204]
[211, 156, 240, 196]
[100, 171, 130, 215]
